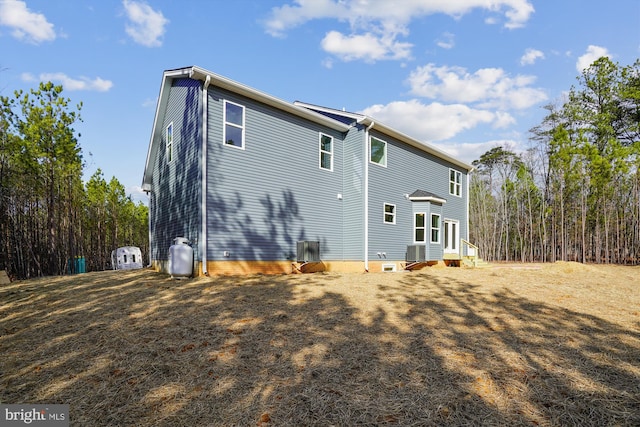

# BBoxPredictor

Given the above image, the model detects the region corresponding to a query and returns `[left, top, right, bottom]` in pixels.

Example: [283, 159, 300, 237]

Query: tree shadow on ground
[0, 270, 638, 426]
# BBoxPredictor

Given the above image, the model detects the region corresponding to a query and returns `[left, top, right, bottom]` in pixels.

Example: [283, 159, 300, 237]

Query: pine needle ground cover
[1, 263, 639, 426]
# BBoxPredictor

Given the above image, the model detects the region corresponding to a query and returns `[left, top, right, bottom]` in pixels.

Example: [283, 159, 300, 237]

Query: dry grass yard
[1, 262, 639, 426]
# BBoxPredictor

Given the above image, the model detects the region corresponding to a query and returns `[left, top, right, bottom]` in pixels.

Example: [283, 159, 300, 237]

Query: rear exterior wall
[204, 85, 346, 266]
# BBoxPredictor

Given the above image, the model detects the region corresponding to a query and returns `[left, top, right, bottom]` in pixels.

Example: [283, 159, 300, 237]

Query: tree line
[470, 57, 640, 264]
[0, 82, 148, 279]
[2, 58, 637, 277]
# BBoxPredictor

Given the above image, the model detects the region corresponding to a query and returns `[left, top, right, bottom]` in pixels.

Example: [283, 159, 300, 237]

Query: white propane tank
[168, 237, 193, 278]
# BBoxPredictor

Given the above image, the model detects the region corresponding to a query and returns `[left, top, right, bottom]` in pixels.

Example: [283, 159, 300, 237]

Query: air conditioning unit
[297, 241, 320, 263]
[406, 245, 426, 263]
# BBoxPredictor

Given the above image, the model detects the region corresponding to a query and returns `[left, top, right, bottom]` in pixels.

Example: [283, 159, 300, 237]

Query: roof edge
[297, 100, 473, 172]
[188, 66, 351, 132]
[356, 116, 474, 172]
[409, 196, 447, 204]
[293, 101, 365, 121]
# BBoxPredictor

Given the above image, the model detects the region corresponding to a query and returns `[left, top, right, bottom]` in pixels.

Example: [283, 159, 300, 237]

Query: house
[142, 66, 475, 275]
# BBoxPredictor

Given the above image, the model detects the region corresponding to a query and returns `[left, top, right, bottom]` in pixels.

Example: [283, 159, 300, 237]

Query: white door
[444, 220, 459, 255]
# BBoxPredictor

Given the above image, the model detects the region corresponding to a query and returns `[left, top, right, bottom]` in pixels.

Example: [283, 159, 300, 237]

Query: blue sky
[1, 0, 638, 203]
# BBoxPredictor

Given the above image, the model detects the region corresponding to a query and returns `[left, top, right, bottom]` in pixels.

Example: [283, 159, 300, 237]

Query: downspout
[362, 120, 374, 272]
[146, 191, 152, 267]
[466, 169, 471, 253]
[201, 75, 211, 275]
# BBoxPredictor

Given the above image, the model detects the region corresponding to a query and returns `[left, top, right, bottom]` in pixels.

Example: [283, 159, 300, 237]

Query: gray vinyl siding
[149, 78, 202, 261]
[367, 130, 468, 261]
[205, 86, 345, 262]
[341, 126, 365, 260]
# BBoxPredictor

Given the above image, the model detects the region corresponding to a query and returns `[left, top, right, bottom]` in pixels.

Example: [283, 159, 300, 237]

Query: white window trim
[223, 100, 245, 150]
[414, 212, 426, 243]
[444, 218, 460, 254]
[382, 263, 397, 272]
[369, 136, 387, 167]
[431, 213, 441, 244]
[166, 122, 173, 163]
[383, 203, 396, 224]
[449, 168, 462, 197]
[319, 133, 333, 171]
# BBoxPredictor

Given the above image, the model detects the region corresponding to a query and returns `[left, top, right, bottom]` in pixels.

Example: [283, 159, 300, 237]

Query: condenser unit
[297, 241, 320, 263]
[406, 245, 426, 263]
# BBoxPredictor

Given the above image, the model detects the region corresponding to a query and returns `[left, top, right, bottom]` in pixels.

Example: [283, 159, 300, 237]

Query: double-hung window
[449, 169, 462, 197]
[166, 122, 173, 163]
[431, 213, 441, 243]
[384, 203, 396, 224]
[414, 213, 426, 243]
[319, 133, 333, 171]
[224, 100, 245, 149]
[370, 136, 387, 167]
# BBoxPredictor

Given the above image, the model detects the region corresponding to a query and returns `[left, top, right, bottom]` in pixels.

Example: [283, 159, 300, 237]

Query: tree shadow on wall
[151, 80, 201, 261]
[207, 188, 329, 267]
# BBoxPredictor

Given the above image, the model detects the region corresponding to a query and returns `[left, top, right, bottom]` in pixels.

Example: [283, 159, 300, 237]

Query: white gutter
[409, 196, 447, 204]
[361, 120, 374, 272]
[201, 75, 211, 275]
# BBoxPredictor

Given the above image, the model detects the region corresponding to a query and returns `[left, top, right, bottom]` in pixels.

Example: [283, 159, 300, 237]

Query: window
[431, 213, 441, 243]
[370, 136, 387, 167]
[382, 264, 397, 272]
[384, 203, 396, 224]
[414, 213, 426, 243]
[449, 169, 462, 197]
[166, 122, 173, 163]
[224, 100, 245, 149]
[319, 133, 333, 170]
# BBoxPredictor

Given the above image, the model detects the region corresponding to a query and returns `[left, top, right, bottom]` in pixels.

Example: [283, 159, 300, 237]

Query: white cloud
[266, 0, 534, 34]
[122, 0, 168, 47]
[501, 0, 535, 29]
[493, 111, 516, 128]
[484, 16, 498, 25]
[127, 185, 148, 204]
[436, 32, 455, 49]
[576, 45, 611, 73]
[520, 48, 544, 65]
[360, 99, 496, 142]
[35, 73, 113, 92]
[264, 0, 347, 37]
[20, 72, 36, 82]
[0, 0, 56, 43]
[142, 97, 157, 108]
[264, 0, 534, 61]
[321, 30, 412, 62]
[407, 64, 547, 110]
[321, 57, 334, 69]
